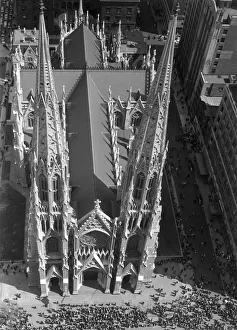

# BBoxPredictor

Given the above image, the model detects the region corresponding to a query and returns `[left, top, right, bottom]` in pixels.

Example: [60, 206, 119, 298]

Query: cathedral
[9, 1, 178, 296]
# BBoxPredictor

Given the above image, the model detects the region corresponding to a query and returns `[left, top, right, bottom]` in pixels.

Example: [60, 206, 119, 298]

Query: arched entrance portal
[122, 275, 133, 292]
[49, 277, 61, 294]
[83, 267, 104, 291]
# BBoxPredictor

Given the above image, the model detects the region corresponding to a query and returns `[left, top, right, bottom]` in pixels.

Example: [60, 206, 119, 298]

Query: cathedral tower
[114, 11, 178, 294]
[27, 1, 71, 297]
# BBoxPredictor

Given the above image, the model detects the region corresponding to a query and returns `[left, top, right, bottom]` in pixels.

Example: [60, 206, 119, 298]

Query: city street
[166, 91, 223, 295]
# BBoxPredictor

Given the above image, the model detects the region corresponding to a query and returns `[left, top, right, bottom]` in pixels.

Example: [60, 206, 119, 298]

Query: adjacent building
[152, 0, 187, 34]
[176, 0, 218, 99]
[206, 84, 237, 251]
[100, 0, 139, 32]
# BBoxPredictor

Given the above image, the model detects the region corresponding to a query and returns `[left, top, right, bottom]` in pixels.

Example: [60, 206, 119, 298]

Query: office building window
[106, 7, 110, 14]
[223, 29, 228, 34]
[215, 53, 220, 58]
[127, 8, 132, 14]
[220, 37, 225, 43]
[126, 16, 131, 22]
[213, 61, 218, 67]
[116, 7, 121, 14]
[211, 69, 216, 73]
[218, 45, 223, 51]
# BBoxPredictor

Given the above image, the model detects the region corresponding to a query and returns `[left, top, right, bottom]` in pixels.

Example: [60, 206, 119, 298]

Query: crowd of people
[1, 287, 237, 330]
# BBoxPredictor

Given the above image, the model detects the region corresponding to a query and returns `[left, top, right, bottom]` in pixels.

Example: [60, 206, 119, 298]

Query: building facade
[8, 3, 177, 296]
[152, 0, 187, 34]
[206, 84, 237, 251]
[176, 0, 217, 98]
[100, 0, 139, 32]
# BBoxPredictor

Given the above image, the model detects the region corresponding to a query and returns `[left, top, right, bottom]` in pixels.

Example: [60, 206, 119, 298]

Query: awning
[195, 153, 208, 176]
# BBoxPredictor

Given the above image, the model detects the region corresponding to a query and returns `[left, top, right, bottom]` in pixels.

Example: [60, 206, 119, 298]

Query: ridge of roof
[84, 71, 97, 196]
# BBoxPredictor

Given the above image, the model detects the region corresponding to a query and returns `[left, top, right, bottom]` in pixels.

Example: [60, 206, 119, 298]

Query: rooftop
[229, 83, 237, 107]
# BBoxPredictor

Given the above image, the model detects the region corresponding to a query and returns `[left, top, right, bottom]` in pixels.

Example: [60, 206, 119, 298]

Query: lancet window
[133, 172, 145, 200]
[126, 165, 133, 190]
[131, 111, 142, 128]
[127, 213, 138, 231]
[114, 111, 123, 128]
[140, 215, 150, 229]
[39, 174, 48, 202]
[53, 215, 63, 232]
[146, 172, 157, 204]
[52, 174, 60, 202]
[41, 215, 46, 233]
[46, 237, 59, 254]
[28, 111, 34, 127]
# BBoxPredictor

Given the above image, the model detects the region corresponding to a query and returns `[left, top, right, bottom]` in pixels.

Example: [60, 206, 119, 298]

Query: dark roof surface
[64, 23, 103, 69]
[67, 69, 146, 217]
[20, 70, 83, 101]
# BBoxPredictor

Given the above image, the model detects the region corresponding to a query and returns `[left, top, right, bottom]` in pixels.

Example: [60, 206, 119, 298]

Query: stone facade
[8, 4, 177, 296]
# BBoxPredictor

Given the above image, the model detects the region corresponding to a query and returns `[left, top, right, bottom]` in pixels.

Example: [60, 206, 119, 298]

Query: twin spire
[36, 0, 57, 103]
[32, 0, 65, 161]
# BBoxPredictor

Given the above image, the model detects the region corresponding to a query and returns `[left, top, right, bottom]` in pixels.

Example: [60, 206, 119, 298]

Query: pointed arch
[114, 111, 123, 128]
[126, 165, 133, 190]
[140, 214, 150, 229]
[133, 172, 145, 200]
[131, 111, 142, 128]
[146, 172, 157, 204]
[52, 174, 60, 202]
[128, 213, 138, 231]
[39, 174, 48, 202]
[46, 236, 59, 254]
[28, 111, 34, 127]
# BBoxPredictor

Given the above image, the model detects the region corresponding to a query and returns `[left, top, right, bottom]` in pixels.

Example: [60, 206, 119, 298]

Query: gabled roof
[64, 23, 103, 69]
[67, 69, 146, 218]
[20, 69, 83, 101]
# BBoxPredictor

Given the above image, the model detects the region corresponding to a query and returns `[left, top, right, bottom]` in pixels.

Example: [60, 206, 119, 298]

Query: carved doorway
[83, 267, 103, 291]
[49, 277, 61, 294]
[122, 275, 133, 292]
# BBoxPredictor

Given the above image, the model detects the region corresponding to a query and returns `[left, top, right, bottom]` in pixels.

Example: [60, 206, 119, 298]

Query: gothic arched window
[146, 172, 157, 204]
[41, 217, 46, 233]
[39, 174, 48, 202]
[46, 237, 59, 254]
[114, 111, 123, 128]
[131, 111, 142, 128]
[140, 215, 150, 229]
[126, 165, 133, 190]
[52, 174, 60, 202]
[133, 172, 145, 200]
[28, 111, 34, 127]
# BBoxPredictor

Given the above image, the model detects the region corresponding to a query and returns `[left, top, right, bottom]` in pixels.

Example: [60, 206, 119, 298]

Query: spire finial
[86, 11, 89, 26]
[174, 2, 180, 16]
[39, 0, 45, 14]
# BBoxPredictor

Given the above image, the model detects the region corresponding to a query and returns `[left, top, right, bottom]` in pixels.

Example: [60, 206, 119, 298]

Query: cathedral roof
[64, 23, 103, 69]
[19, 21, 146, 218]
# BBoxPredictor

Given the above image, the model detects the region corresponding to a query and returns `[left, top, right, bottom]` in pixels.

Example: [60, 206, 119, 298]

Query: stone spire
[114, 12, 178, 294]
[33, 0, 64, 161]
[86, 10, 89, 27]
[74, 10, 78, 28]
[96, 14, 100, 37]
[78, 0, 84, 24]
[115, 20, 122, 62]
[28, 0, 71, 298]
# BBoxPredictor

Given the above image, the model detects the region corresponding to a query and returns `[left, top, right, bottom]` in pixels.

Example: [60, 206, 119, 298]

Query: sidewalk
[171, 69, 237, 297]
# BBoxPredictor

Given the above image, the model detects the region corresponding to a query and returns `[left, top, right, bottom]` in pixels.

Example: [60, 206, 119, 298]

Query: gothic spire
[35, 0, 57, 102]
[78, 0, 83, 22]
[133, 12, 177, 164]
[32, 0, 64, 162]
[114, 12, 178, 295]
